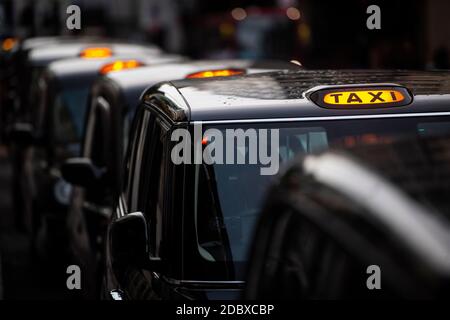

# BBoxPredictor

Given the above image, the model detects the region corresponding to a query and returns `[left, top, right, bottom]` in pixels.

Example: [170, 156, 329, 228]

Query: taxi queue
[1, 36, 450, 300]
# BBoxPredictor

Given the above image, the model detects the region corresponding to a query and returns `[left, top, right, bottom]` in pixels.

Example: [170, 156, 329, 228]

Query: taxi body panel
[157, 70, 450, 122]
[103, 69, 450, 300]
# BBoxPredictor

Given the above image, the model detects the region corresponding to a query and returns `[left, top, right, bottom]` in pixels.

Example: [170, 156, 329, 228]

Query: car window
[83, 96, 110, 168]
[123, 110, 135, 158]
[195, 126, 329, 264]
[129, 110, 151, 211]
[91, 97, 110, 168]
[32, 76, 48, 135]
[122, 106, 167, 256]
[418, 121, 450, 137]
[138, 115, 166, 257]
[187, 116, 450, 281]
[82, 98, 97, 158]
[122, 107, 144, 204]
[53, 87, 89, 144]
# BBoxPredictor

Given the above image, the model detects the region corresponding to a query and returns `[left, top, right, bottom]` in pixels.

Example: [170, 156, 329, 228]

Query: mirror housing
[8, 122, 34, 146]
[61, 158, 105, 187]
[110, 212, 164, 273]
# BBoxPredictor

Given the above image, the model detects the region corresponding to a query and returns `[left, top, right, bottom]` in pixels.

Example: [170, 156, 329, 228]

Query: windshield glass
[53, 87, 89, 144]
[192, 116, 450, 280]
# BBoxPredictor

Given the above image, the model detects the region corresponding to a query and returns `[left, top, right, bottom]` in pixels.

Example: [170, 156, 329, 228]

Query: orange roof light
[186, 69, 245, 79]
[80, 47, 112, 59]
[2, 38, 18, 51]
[100, 60, 145, 74]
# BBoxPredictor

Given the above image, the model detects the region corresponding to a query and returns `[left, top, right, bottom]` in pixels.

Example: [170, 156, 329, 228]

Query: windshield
[53, 87, 89, 145]
[191, 116, 450, 280]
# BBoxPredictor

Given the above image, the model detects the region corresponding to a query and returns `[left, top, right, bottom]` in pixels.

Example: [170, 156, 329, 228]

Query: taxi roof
[21, 36, 101, 51]
[95, 59, 297, 118]
[105, 59, 297, 92]
[142, 69, 450, 123]
[28, 41, 161, 67]
[47, 54, 183, 81]
[44, 57, 182, 94]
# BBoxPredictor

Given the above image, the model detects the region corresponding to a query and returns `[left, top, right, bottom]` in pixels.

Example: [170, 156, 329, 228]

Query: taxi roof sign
[100, 59, 145, 74]
[80, 47, 113, 59]
[308, 84, 413, 109]
[186, 68, 245, 79]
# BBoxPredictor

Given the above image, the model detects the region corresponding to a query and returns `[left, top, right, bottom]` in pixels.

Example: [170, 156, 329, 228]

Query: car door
[82, 96, 112, 217]
[65, 95, 112, 298]
[114, 107, 170, 300]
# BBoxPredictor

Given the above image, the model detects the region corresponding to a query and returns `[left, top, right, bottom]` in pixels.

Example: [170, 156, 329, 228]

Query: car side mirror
[61, 158, 105, 187]
[110, 212, 164, 273]
[8, 122, 34, 146]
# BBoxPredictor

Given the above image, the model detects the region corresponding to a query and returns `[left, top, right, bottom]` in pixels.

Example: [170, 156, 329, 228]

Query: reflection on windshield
[54, 87, 89, 144]
[195, 126, 329, 263]
[193, 117, 450, 274]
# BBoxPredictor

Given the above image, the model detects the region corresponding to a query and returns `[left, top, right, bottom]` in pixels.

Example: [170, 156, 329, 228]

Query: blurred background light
[286, 7, 301, 21]
[231, 7, 247, 21]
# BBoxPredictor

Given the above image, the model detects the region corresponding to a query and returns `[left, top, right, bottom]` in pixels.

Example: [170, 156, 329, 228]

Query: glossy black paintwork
[103, 68, 450, 300]
[104, 59, 298, 123]
[143, 69, 450, 122]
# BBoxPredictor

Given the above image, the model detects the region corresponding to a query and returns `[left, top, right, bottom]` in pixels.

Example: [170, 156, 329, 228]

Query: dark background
[1, 0, 449, 69]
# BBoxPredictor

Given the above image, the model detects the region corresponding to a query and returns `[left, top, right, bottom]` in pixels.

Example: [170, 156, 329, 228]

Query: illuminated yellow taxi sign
[186, 69, 245, 79]
[100, 60, 144, 74]
[80, 47, 112, 59]
[309, 85, 412, 109]
[323, 90, 405, 105]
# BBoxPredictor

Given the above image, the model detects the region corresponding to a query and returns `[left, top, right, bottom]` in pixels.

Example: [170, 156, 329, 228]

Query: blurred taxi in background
[60, 58, 299, 298]
[9, 46, 181, 243]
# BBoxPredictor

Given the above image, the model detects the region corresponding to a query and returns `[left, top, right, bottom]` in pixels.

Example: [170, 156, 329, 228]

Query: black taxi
[8, 39, 163, 232]
[15, 54, 182, 253]
[61, 59, 297, 298]
[10, 38, 160, 123]
[103, 69, 450, 300]
[7, 37, 110, 121]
